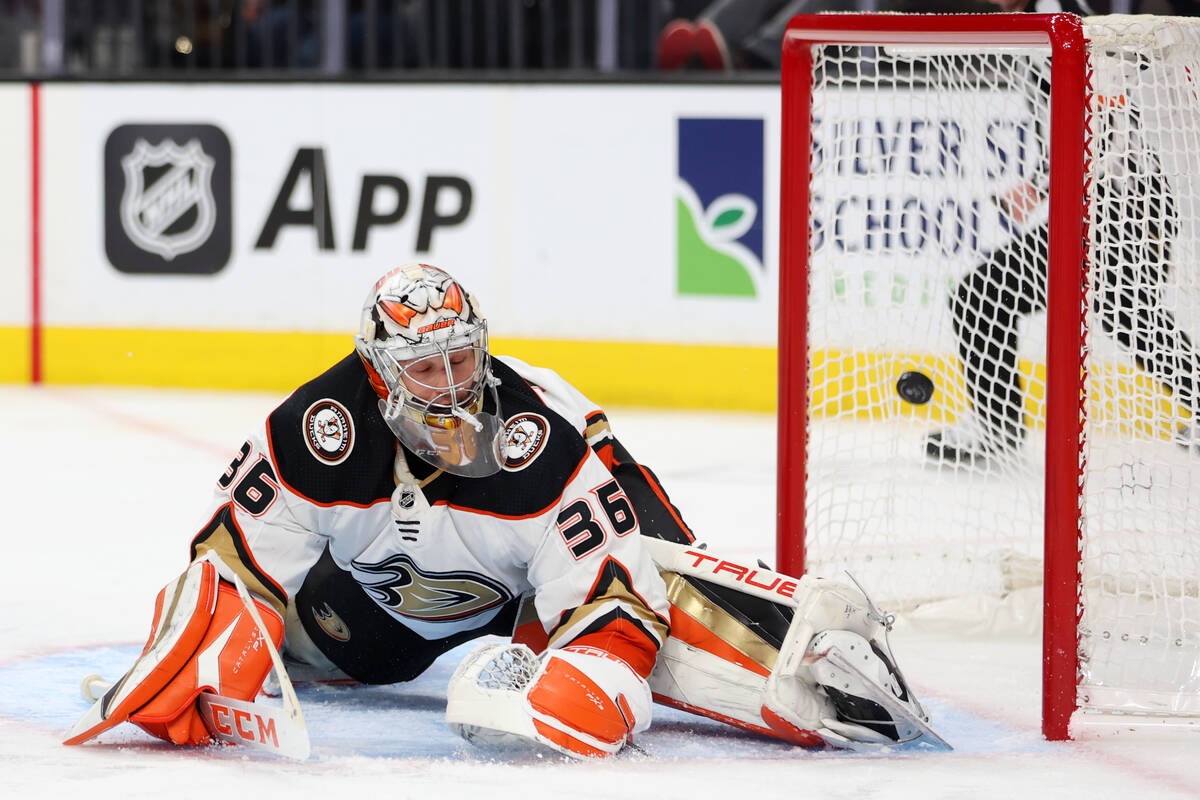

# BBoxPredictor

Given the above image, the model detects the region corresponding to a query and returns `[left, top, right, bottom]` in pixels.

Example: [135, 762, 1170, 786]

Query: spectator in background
[345, 1, 669, 72]
[981, 0, 1095, 13]
[657, 0, 854, 71]
[0, 0, 39, 71]
[244, 0, 320, 68]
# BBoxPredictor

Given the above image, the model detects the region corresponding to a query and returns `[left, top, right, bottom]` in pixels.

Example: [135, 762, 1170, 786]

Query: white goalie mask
[354, 264, 503, 477]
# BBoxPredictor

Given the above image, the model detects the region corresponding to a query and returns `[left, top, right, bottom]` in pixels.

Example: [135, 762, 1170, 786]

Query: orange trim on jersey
[191, 504, 225, 551]
[514, 374, 549, 407]
[550, 556, 667, 678]
[531, 718, 608, 758]
[580, 556, 667, 630]
[434, 448, 590, 521]
[594, 442, 615, 471]
[651, 694, 823, 748]
[636, 464, 694, 543]
[583, 409, 608, 436]
[193, 503, 288, 606]
[565, 619, 659, 678]
[264, 421, 394, 510]
[512, 618, 549, 654]
[551, 555, 669, 642]
[221, 505, 289, 604]
[668, 603, 771, 678]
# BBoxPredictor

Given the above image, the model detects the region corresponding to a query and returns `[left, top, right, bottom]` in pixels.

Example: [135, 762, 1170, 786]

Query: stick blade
[197, 693, 311, 760]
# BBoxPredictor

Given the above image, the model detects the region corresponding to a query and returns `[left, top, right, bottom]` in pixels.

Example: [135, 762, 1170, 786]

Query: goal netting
[779, 13, 1200, 738]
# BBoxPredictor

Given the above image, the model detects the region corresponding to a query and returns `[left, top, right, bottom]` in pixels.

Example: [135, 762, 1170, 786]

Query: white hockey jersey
[189, 353, 671, 678]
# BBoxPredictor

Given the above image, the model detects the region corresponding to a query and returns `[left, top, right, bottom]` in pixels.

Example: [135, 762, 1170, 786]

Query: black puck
[896, 370, 935, 405]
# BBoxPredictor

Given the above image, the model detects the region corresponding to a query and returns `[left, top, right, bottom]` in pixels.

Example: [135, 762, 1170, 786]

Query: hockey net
[779, 13, 1200, 739]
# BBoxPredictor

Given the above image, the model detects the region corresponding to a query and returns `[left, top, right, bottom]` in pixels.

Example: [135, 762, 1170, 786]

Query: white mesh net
[796, 15, 1200, 719]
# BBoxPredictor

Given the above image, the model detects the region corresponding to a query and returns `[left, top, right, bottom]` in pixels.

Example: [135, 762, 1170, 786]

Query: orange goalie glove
[64, 558, 284, 747]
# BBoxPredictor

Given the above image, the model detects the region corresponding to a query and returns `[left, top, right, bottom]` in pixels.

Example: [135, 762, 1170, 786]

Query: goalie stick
[80, 675, 310, 760]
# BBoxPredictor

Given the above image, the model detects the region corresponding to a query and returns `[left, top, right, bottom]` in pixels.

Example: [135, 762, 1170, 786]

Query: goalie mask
[354, 264, 503, 477]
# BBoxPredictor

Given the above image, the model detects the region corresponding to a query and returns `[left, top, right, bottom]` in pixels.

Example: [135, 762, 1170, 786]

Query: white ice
[1, 385, 1197, 799]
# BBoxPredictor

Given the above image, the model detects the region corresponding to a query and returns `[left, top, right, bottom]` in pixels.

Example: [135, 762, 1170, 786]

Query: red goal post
[778, 12, 1200, 741]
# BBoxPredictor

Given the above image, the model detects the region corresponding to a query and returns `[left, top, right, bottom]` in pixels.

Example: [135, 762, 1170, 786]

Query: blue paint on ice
[0, 643, 1053, 762]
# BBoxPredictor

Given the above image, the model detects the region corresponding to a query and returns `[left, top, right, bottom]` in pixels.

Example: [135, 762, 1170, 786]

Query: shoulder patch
[501, 412, 549, 472]
[303, 399, 355, 465]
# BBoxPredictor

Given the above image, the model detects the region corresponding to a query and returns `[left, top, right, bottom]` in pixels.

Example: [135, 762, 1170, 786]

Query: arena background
[4, 0, 1142, 412]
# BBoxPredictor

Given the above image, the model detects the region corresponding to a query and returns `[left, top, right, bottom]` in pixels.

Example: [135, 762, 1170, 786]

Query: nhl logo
[104, 123, 232, 275]
[120, 138, 217, 261]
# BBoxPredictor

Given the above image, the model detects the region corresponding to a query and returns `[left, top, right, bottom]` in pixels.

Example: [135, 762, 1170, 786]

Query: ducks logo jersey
[188, 353, 673, 682]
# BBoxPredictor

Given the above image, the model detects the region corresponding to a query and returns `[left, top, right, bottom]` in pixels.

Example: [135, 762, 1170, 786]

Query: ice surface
[1, 385, 1197, 799]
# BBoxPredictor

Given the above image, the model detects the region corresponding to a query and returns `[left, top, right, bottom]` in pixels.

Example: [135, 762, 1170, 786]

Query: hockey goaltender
[64, 264, 947, 759]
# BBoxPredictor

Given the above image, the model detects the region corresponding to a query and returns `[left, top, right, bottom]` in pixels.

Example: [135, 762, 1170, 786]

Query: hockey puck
[896, 370, 935, 405]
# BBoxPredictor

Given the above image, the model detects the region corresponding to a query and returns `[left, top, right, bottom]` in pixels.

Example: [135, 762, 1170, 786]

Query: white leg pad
[649, 638, 769, 729]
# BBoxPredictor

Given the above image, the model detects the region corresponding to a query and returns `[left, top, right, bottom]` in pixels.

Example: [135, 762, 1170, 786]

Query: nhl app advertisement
[13, 82, 1041, 400]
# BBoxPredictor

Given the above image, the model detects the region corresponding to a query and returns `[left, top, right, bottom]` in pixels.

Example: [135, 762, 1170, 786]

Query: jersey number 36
[555, 480, 638, 560]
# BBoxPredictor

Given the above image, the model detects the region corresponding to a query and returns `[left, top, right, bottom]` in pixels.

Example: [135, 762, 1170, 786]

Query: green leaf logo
[713, 209, 743, 228]
[676, 184, 759, 297]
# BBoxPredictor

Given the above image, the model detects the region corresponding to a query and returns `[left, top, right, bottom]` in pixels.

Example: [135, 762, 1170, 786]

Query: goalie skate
[804, 632, 952, 753]
[924, 417, 1023, 468]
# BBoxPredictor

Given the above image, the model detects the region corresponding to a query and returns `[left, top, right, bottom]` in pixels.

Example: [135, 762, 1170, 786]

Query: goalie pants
[293, 546, 521, 684]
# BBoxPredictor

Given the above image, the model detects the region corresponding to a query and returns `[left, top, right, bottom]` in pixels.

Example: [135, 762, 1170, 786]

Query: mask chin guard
[381, 379, 504, 478]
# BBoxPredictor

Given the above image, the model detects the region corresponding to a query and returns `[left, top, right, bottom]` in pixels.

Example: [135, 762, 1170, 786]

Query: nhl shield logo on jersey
[303, 399, 355, 465]
[311, 602, 351, 642]
[501, 413, 549, 471]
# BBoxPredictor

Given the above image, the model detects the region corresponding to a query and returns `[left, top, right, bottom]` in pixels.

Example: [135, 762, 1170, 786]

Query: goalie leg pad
[643, 539, 942, 749]
[645, 559, 826, 747]
[129, 580, 284, 745]
[63, 560, 285, 748]
[64, 560, 220, 745]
